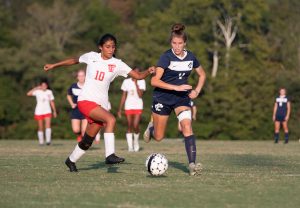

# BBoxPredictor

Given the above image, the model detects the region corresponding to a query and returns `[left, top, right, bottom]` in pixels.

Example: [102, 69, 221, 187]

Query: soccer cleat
[65, 157, 78, 172]
[189, 162, 203, 176]
[46, 142, 51, 146]
[143, 122, 153, 143]
[105, 154, 125, 164]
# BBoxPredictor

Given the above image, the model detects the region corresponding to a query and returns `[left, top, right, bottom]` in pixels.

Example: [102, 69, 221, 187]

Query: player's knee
[78, 133, 95, 150]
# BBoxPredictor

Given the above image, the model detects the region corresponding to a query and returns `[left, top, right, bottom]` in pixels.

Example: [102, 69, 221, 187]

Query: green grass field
[1, 139, 300, 208]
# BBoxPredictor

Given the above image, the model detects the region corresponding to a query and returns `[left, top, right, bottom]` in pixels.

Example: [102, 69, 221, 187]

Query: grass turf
[1, 139, 300, 208]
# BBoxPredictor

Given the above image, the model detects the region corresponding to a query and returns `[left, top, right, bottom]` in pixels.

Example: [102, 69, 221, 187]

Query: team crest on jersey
[108, 64, 116, 72]
[188, 62, 193, 69]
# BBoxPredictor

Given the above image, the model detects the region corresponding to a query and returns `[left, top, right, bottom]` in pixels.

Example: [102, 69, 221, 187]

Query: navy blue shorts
[71, 107, 85, 120]
[275, 114, 286, 122]
[152, 96, 191, 115]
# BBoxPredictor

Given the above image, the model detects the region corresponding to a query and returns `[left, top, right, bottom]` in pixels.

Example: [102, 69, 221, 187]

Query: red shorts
[34, 113, 52, 120]
[125, 109, 143, 115]
[77, 100, 104, 127]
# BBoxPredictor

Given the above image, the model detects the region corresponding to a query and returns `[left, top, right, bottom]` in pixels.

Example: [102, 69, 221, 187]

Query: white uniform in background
[32, 89, 54, 145]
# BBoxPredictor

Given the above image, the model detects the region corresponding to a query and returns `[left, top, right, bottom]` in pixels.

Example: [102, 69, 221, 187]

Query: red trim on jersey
[125, 109, 143, 115]
[34, 113, 52, 120]
[77, 100, 104, 127]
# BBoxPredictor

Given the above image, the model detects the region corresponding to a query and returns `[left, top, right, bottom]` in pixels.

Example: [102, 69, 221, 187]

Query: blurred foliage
[0, 0, 299, 140]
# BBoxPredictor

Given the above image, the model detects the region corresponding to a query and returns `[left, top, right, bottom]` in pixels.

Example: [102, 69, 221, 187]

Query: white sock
[37, 131, 44, 145]
[69, 144, 86, 163]
[126, 133, 133, 151]
[133, 133, 140, 151]
[95, 132, 100, 142]
[104, 133, 115, 157]
[45, 128, 51, 143]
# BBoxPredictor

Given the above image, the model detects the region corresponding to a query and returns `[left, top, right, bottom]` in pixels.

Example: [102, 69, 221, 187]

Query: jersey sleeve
[138, 80, 146, 91]
[32, 90, 38, 96]
[120, 80, 127, 91]
[48, 90, 55, 100]
[67, 85, 73, 95]
[157, 54, 170, 69]
[193, 55, 200, 68]
[117, 60, 132, 78]
[79, 52, 92, 64]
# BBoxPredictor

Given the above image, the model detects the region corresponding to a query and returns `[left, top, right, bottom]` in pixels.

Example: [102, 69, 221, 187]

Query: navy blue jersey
[67, 83, 83, 104]
[275, 96, 289, 116]
[153, 49, 200, 104]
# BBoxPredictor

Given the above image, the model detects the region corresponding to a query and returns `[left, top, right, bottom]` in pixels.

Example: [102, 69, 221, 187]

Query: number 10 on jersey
[95, 71, 105, 81]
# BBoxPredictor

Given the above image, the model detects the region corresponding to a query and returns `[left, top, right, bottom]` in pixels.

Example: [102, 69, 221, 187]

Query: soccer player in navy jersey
[272, 88, 291, 144]
[67, 69, 87, 142]
[143, 23, 206, 176]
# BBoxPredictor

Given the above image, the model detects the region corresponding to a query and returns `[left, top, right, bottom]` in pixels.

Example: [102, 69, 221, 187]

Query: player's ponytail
[170, 23, 187, 42]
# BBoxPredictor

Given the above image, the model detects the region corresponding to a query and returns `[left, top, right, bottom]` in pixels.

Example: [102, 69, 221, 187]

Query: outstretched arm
[151, 67, 192, 91]
[128, 66, 155, 80]
[44, 57, 79, 71]
[189, 66, 206, 99]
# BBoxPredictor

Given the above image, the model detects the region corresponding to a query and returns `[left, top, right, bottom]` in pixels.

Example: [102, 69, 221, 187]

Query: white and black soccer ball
[145, 153, 168, 176]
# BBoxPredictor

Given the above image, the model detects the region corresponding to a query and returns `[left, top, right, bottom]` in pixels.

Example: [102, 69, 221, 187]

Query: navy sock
[274, 133, 279, 143]
[184, 135, 196, 164]
[284, 132, 289, 143]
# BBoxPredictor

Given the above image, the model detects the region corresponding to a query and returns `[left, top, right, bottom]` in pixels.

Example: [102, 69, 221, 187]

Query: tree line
[0, 0, 299, 140]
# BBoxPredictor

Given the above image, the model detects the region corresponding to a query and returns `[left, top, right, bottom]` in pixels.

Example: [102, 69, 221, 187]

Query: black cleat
[105, 154, 125, 164]
[65, 157, 78, 172]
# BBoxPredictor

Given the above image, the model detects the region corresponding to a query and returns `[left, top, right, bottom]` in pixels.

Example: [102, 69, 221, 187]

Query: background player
[27, 80, 57, 145]
[44, 33, 155, 172]
[273, 88, 291, 144]
[143, 23, 206, 176]
[118, 67, 146, 152]
[67, 69, 87, 142]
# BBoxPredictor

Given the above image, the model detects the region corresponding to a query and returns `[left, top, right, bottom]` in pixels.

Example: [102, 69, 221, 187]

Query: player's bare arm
[117, 91, 127, 118]
[26, 85, 41, 96]
[286, 101, 291, 121]
[44, 57, 79, 71]
[128, 66, 155, 80]
[151, 67, 192, 91]
[272, 103, 277, 121]
[189, 66, 206, 99]
[134, 80, 144, 98]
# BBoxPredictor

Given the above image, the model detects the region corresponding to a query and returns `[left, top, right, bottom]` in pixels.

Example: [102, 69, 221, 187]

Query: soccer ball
[145, 153, 168, 176]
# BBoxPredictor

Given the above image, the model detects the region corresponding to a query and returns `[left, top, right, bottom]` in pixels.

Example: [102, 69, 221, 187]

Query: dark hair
[97, 33, 117, 47]
[39, 78, 51, 89]
[170, 23, 187, 42]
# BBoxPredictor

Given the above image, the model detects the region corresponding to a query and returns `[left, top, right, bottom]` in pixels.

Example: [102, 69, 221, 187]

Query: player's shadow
[79, 161, 106, 171]
[169, 161, 189, 173]
[79, 161, 131, 173]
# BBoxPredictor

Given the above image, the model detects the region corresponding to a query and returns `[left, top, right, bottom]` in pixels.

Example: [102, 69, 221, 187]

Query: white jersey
[32, 89, 54, 115]
[78, 52, 132, 110]
[121, 78, 146, 110]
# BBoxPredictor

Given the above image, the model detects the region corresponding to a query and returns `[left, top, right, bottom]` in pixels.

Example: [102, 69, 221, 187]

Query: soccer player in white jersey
[272, 88, 291, 144]
[143, 23, 206, 176]
[118, 67, 146, 152]
[27, 80, 57, 145]
[67, 69, 87, 142]
[44, 34, 155, 172]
